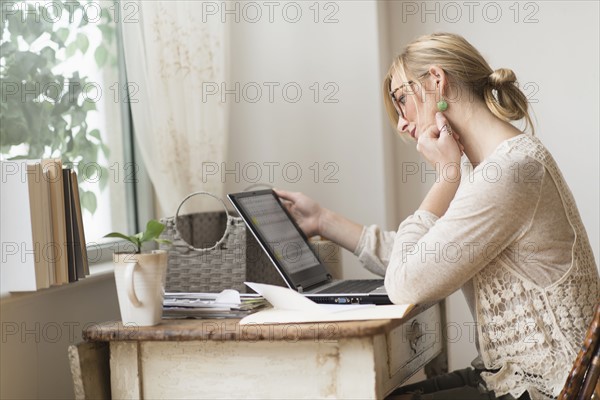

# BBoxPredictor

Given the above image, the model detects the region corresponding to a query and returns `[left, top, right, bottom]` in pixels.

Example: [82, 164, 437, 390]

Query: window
[1, 0, 149, 262]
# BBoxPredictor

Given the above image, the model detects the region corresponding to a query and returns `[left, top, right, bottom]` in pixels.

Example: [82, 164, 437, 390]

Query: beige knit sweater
[354, 134, 600, 400]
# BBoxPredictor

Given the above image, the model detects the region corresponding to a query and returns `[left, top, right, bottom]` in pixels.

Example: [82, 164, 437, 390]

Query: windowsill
[0, 260, 115, 304]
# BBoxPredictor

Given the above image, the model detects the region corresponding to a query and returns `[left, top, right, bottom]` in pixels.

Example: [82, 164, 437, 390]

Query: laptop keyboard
[314, 279, 383, 294]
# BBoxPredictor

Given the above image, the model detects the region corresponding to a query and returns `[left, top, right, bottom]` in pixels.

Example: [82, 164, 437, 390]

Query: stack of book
[163, 291, 269, 319]
[1, 159, 89, 292]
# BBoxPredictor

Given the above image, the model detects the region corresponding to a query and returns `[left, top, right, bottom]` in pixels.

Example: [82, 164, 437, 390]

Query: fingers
[435, 112, 448, 132]
[419, 113, 454, 140]
[419, 123, 439, 139]
[435, 112, 456, 138]
[415, 113, 464, 162]
[274, 189, 303, 213]
[273, 188, 294, 202]
[281, 200, 293, 214]
[435, 112, 465, 155]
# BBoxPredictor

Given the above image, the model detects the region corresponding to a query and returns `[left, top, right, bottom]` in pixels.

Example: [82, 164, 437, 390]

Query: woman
[275, 33, 599, 400]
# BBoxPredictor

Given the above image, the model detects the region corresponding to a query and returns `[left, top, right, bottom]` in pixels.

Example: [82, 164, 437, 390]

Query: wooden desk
[83, 303, 443, 399]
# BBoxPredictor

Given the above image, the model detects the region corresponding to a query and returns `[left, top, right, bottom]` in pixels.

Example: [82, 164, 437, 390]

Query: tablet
[227, 189, 330, 290]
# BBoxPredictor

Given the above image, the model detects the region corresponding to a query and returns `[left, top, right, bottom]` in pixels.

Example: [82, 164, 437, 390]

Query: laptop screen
[228, 190, 329, 289]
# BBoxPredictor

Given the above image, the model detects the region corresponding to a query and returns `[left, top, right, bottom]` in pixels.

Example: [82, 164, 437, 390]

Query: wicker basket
[159, 191, 286, 293]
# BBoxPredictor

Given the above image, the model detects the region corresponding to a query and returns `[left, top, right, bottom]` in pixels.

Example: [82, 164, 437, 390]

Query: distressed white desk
[83, 303, 442, 399]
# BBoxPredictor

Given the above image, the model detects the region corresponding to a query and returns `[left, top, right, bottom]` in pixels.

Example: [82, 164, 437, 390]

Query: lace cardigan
[354, 134, 600, 400]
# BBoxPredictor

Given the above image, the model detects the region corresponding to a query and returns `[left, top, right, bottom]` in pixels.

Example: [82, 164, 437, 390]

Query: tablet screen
[235, 193, 321, 275]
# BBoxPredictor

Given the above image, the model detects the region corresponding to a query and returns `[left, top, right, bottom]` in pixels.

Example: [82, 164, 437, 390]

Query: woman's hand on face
[273, 189, 323, 237]
[416, 112, 464, 180]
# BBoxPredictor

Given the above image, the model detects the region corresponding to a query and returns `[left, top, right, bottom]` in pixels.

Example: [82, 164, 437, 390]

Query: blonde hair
[383, 32, 535, 139]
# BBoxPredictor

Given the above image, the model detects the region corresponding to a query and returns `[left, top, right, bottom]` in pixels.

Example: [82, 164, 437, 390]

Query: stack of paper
[239, 282, 414, 325]
[163, 289, 268, 319]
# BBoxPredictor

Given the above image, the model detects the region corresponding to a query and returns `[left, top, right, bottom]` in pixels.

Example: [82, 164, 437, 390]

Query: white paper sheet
[240, 282, 414, 325]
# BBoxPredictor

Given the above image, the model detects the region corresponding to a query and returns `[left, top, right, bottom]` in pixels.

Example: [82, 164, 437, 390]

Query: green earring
[437, 98, 448, 112]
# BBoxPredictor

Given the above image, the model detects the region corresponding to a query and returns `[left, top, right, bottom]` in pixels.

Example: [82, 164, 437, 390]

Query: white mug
[113, 250, 168, 326]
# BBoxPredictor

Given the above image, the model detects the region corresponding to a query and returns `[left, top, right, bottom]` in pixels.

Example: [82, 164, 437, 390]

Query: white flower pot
[113, 250, 168, 326]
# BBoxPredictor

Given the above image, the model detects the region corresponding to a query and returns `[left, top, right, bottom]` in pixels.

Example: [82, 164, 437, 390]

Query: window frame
[87, 17, 153, 265]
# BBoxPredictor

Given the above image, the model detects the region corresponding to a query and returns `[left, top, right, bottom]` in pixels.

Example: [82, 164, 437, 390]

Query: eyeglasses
[389, 81, 414, 120]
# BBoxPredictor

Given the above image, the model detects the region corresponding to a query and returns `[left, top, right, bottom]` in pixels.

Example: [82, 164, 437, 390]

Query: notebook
[227, 190, 392, 305]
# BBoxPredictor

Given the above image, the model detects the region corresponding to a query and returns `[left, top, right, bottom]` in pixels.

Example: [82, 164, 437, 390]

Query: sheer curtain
[121, 1, 227, 216]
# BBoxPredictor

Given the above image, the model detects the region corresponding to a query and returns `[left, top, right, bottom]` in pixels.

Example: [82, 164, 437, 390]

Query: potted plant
[104, 220, 171, 326]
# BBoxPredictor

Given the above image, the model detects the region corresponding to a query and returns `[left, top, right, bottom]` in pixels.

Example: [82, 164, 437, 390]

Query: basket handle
[174, 191, 233, 252]
[243, 183, 273, 192]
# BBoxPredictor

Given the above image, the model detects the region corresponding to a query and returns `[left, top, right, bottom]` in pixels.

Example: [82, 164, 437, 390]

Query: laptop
[227, 189, 392, 305]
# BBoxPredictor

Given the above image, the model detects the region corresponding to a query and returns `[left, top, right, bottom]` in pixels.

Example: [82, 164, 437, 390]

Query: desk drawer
[387, 304, 442, 382]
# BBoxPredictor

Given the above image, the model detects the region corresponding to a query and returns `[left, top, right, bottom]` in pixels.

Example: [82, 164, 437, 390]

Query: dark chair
[558, 302, 600, 400]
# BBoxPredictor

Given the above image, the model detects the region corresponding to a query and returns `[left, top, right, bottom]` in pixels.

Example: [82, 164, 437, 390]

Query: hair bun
[488, 68, 517, 88]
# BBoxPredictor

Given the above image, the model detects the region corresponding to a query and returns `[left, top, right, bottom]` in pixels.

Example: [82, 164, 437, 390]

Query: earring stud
[437, 99, 448, 112]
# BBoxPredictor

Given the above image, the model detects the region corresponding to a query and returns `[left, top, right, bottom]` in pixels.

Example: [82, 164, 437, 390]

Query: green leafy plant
[0, 0, 118, 215]
[104, 220, 172, 254]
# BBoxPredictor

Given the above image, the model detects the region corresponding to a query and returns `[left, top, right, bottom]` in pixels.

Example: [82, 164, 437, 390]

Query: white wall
[0, 272, 119, 399]
[385, 0, 600, 371]
[224, 1, 396, 277]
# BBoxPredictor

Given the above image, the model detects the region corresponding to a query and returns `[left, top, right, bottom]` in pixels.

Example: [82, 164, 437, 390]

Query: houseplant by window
[104, 220, 171, 326]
